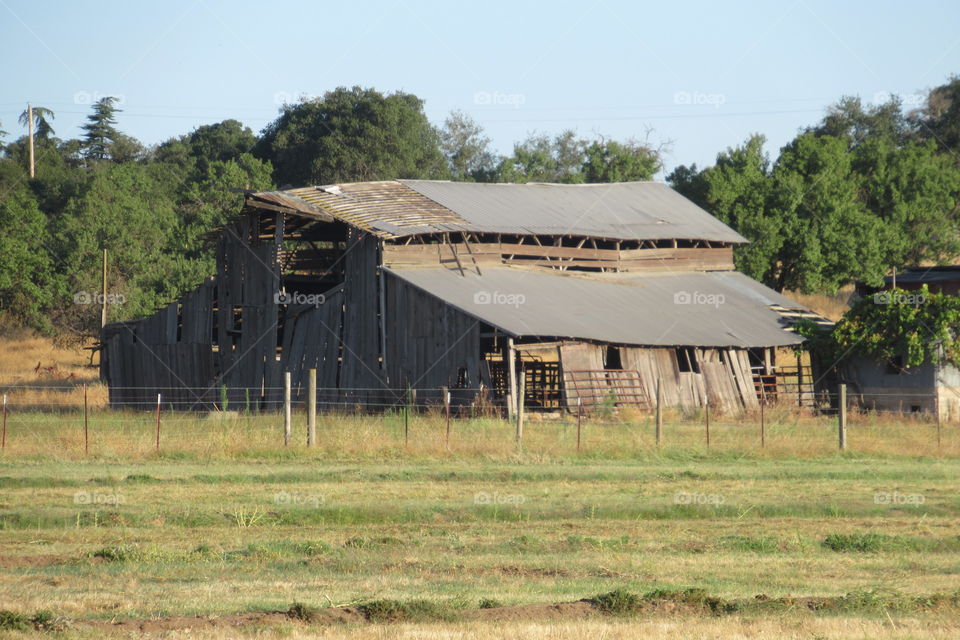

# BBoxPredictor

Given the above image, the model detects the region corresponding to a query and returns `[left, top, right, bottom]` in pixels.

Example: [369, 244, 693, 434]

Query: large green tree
[671, 95, 960, 294]
[498, 130, 662, 183]
[55, 163, 183, 331]
[255, 87, 447, 186]
[81, 97, 122, 161]
[912, 75, 960, 153]
[0, 187, 60, 331]
[497, 130, 587, 183]
[439, 110, 497, 181]
[582, 138, 661, 183]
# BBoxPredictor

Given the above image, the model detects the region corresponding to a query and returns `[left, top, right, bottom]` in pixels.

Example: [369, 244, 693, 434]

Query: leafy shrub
[590, 589, 642, 615]
[0, 610, 29, 631]
[822, 533, 888, 552]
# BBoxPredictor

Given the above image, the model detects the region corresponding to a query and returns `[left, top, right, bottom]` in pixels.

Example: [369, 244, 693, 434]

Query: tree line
[0, 79, 958, 340]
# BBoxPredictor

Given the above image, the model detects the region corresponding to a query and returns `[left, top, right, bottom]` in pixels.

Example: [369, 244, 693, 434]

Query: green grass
[0, 431, 958, 633]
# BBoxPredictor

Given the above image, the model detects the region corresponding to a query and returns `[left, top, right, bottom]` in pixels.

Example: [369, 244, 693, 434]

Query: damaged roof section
[248, 180, 749, 243]
[385, 266, 807, 348]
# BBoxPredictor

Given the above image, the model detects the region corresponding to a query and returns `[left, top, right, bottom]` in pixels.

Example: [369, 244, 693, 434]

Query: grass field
[2, 336, 960, 638]
[1, 415, 959, 639]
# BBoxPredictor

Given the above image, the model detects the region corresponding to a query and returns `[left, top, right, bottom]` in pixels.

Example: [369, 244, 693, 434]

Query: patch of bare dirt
[466, 600, 598, 622]
[84, 612, 296, 633]
[0, 554, 72, 568]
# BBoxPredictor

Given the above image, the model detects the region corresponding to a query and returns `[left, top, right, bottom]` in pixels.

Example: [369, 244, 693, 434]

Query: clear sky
[2, 0, 958, 176]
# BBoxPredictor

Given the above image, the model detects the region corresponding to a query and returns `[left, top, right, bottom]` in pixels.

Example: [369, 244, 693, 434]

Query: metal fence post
[83, 383, 89, 456]
[2, 394, 7, 450]
[838, 383, 847, 451]
[155, 393, 161, 451]
[307, 369, 317, 447]
[283, 371, 291, 447]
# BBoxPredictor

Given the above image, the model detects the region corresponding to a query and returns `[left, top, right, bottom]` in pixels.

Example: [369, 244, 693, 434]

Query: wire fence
[0, 383, 955, 459]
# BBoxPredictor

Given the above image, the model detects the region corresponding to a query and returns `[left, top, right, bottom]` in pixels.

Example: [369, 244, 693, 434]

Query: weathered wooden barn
[99, 180, 816, 414]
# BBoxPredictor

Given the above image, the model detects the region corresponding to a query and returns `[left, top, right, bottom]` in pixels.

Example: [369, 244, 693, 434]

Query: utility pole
[27, 104, 35, 178]
[101, 249, 108, 328]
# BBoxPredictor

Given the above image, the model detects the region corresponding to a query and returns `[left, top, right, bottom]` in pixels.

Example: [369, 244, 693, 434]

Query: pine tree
[81, 97, 121, 160]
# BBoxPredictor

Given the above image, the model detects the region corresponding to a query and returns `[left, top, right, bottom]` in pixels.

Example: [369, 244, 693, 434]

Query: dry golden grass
[1, 617, 951, 639]
[785, 285, 855, 321]
[0, 405, 955, 461]
[0, 330, 105, 408]
[165, 617, 960, 640]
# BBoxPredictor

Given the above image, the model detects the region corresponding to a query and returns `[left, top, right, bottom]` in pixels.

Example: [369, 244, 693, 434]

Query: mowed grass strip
[1, 455, 958, 625]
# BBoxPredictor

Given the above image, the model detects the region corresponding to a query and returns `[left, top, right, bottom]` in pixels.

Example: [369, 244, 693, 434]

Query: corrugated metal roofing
[249, 180, 748, 244]
[385, 266, 805, 348]
[401, 180, 747, 243]
[882, 267, 960, 285]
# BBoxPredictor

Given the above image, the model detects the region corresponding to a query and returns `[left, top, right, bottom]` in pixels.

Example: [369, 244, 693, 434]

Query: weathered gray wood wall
[339, 229, 386, 407]
[384, 272, 481, 404]
[556, 343, 760, 414]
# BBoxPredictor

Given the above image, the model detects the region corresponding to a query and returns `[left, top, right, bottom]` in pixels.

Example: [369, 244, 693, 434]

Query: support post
[283, 371, 291, 447]
[83, 383, 89, 455]
[307, 368, 317, 447]
[838, 383, 847, 451]
[2, 394, 7, 450]
[155, 393, 161, 451]
[516, 373, 525, 450]
[655, 378, 663, 447]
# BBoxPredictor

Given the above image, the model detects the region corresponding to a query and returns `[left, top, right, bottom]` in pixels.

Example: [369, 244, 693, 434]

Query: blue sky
[1, 0, 958, 176]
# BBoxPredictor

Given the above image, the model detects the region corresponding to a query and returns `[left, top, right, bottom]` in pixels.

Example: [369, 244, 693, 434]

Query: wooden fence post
[705, 402, 710, 448]
[576, 397, 582, 452]
[283, 371, 291, 447]
[838, 383, 847, 451]
[936, 392, 942, 450]
[83, 383, 89, 456]
[2, 394, 7, 450]
[443, 387, 451, 448]
[404, 385, 410, 447]
[516, 373, 525, 450]
[796, 355, 803, 407]
[655, 378, 662, 447]
[307, 368, 317, 447]
[506, 338, 518, 422]
[760, 400, 765, 448]
[155, 393, 161, 451]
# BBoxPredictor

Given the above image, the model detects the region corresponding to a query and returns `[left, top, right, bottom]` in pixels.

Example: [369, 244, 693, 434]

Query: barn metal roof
[385, 266, 805, 348]
[249, 180, 748, 244]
